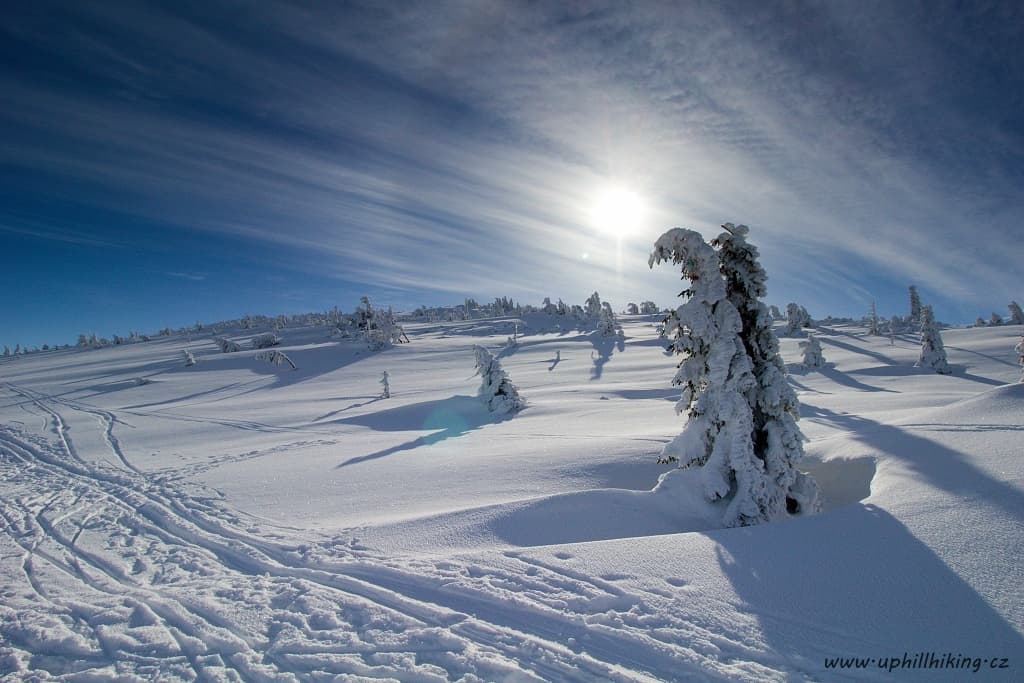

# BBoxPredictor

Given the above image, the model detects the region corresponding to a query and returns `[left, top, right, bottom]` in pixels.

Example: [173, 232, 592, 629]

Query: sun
[589, 186, 646, 239]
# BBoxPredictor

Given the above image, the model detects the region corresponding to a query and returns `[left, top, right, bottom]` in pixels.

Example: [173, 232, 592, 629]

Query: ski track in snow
[0, 382, 774, 682]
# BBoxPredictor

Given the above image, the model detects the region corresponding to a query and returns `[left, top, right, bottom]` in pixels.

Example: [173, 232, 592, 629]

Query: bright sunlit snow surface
[1, 317, 1021, 681]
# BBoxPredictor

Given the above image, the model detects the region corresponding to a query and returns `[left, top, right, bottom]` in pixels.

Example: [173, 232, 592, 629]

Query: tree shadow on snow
[332, 395, 503, 469]
[589, 334, 620, 380]
[801, 403, 1024, 521]
[713, 504, 1024, 677]
[786, 362, 897, 393]
[849, 364, 1004, 387]
[818, 336, 901, 366]
[945, 345, 1018, 369]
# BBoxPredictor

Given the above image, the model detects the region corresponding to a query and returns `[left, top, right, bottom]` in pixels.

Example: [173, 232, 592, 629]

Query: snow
[0, 316, 1022, 680]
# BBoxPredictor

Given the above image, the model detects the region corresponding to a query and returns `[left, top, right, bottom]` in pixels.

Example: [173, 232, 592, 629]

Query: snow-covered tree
[255, 349, 297, 370]
[597, 302, 618, 336]
[990, 312, 1003, 326]
[916, 305, 950, 374]
[183, 350, 196, 367]
[214, 337, 242, 353]
[639, 301, 660, 315]
[1009, 301, 1024, 325]
[380, 370, 391, 399]
[783, 303, 812, 336]
[649, 224, 818, 528]
[626, 302, 640, 315]
[974, 316, 987, 327]
[2, 346, 8, 357]
[909, 286, 922, 324]
[868, 300, 880, 336]
[768, 304, 783, 321]
[1016, 336, 1024, 382]
[356, 297, 408, 350]
[584, 292, 603, 319]
[473, 345, 524, 414]
[252, 333, 281, 350]
[800, 334, 825, 369]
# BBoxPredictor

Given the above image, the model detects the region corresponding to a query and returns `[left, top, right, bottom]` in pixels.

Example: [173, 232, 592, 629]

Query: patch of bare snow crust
[0, 318, 1021, 680]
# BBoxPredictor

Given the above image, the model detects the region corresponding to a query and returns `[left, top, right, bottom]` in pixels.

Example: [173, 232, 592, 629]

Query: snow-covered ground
[1, 317, 1021, 681]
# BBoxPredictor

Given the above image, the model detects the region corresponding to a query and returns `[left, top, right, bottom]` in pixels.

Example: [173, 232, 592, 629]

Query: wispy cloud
[2, 0, 1021, 329]
[165, 271, 207, 282]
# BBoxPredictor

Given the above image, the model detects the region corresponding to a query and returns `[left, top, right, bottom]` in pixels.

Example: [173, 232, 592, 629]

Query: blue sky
[2, 0, 1022, 349]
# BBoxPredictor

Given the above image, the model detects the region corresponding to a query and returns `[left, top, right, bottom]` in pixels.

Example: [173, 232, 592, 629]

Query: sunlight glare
[590, 186, 646, 239]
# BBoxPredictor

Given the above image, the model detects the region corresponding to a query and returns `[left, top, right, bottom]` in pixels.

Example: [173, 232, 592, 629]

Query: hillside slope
[1, 319, 1020, 680]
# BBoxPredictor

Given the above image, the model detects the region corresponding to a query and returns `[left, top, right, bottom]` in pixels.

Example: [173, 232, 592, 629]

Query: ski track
[0, 383, 772, 681]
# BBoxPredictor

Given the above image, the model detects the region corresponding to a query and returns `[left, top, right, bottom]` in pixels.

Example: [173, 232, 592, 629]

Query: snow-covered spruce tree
[975, 317, 987, 327]
[649, 225, 818, 527]
[783, 303, 812, 336]
[768, 304, 783, 321]
[380, 370, 391, 399]
[214, 337, 242, 353]
[626, 302, 640, 315]
[2, 346, 9, 357]
[597, 302, 618, 336]
[255, 349, 297, 370]
[799, 334, 825, 369]
[991, 312, 1003, 326]
[182, 350, 196, 367]
[712, 224, 820, 518]
[1009, 301, 1024, 325]
[868, 300, 880, 336]
[252, 333, 281, 350]
[916, 305, 950, 374]
[1016, 336, 1024, 382]
[640, 301, 660, 315]
[909, 285, 922, 324]
[357, 297, 408, 350]
[584, 292, 603, 319]
[472, 345, 524, 414]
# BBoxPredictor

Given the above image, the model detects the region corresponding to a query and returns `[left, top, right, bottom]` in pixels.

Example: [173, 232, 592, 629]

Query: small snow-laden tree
[473, 345, 524, 414]
[768, 304, 783, 321]
[214, 337, 242, 353]
[182, 350, 196, 367]
[990, 312, 1003, 326]
[2, 345, 9, 357]
[909, 285, 922, 323]
[1016, 336, 1024, 382]
[783, 303, 812, 336]
[584, 292, 603, 319]
[252, 333, 281, 349]
[364, 305, 408, 350]
[77, 334, 88, 347]
[256, 349, 297, 370]
[597, 302, 618, 336]
[380, 370, 391, 398]
[975, 316, 987, 327]
[916, 305, 950, 374]
[1009, 301, 1024, 325]
[650, 226, 818, 527]
[626, 302, 640, 315]
[640, 301, 660, 314]
[799, 334, 825, 369]
[868, 300, 880, 336]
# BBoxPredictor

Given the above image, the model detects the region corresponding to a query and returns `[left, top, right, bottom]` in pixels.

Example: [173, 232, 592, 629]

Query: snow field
[0, 317, 1021, 680]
